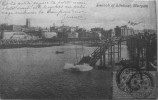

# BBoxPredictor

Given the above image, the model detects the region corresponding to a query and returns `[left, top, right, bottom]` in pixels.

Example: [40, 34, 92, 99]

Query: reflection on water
[0, 44, 128, 99]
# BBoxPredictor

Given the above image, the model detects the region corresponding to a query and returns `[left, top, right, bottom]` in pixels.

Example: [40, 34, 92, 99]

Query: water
[0, 44, 128, 99]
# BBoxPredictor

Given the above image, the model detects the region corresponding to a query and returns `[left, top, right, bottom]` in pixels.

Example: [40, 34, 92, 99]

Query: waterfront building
[133, 30, 144, 34]
[120, 25, 134, 37]
[114, 26, 121, 37]
[42, 28, 50, 32]
[67, 32, 79, 38]
[6, 25, 23, 32]
[114, 25, 134, 37]
[56, 25, 71, 38]
[144, 29, 156, 34]
[0, 24, 7, 39]
[102, 29, 113, 39]
[26, 18, 31, 28]
[57, 25, 71, 32]
[42, 32, 57, 39]
[77, 28, 88, 38]
[50, 26, 58, 32]
[2, 32, 27, 40]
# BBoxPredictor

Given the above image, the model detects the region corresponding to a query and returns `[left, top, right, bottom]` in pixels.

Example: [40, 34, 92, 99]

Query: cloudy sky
[0, 0, 157, 30]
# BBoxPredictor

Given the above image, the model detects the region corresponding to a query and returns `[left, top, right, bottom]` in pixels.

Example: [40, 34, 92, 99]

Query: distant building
[0, 32, 3, 39]
[77, 28, 87, 38]
[144, 29, 156, 34]
[42, 28, 50, 32]
[67, 32, 78, 38]
[70, 27, 78, 32]
[67, 26, 79, 38]
[22, 27, 41, 33]
[114, 26, 121, 37]
[120, 25, 134, 37]
[102, 29, 113, 39]
[0, 23, 24, 32]
[50, 23, 60, 32]
[11, 32, 27, 40]
[50, 26, 58, 32]
[114, 25, 134, 37]
[0, 24, 24, 39]
[6, 25, 23, 32]
[57, 25, 71, 38]
[0, 23, 8, 31]
[3, 32, 27, 40]
[0, 24, 8, 39]
[88, 31, 100, 39]
[57, 25, 70, 32]
[111, 29, 115, 37]
[26, 18, 31, 28]
[42, 32, 57, 38]
[133, 30, 144, 34]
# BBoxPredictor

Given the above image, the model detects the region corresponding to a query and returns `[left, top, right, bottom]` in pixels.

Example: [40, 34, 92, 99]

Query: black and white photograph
[0, 0, 157, 99]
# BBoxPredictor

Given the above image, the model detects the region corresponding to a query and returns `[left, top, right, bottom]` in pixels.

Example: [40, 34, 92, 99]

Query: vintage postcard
[0, 0, 157, 99]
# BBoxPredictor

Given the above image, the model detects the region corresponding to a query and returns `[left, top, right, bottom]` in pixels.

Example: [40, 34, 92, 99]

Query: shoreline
[0, 40, 100, 49]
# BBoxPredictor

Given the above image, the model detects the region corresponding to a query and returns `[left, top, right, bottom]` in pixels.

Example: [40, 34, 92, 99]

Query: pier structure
[126, 33, 157, 70]
[78, 31, 157, 70]
[78, 37, 123, 69]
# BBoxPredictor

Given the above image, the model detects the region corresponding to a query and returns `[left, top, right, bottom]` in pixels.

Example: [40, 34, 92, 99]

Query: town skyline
[0, 0, 156, 30]
[0, 18, 156, 31]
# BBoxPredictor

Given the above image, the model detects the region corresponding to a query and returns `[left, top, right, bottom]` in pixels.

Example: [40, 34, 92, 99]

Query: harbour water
[0, 44, 129, 99]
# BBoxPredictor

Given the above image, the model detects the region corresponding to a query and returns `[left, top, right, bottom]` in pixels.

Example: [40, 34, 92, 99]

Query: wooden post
[118, 41, 120, 60]
[110, 42, 113, 65]
[100, 46, 102, 67]
[113, 44, 115, 69]
[108, 45, 110, 64]
[120, 41, 121, 58]
[103, 44, 106, 67]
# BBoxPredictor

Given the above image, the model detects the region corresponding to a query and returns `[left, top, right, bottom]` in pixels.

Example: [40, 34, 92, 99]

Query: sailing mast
[75, 43, 78, 65]
[82, 41, 84, 57]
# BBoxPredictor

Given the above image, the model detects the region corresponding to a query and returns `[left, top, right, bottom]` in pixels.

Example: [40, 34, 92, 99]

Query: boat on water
[63, 63, 93, 72]
[70, 67, 81, 72]
[63, 42, 93, 72]
[56, 51, 64, 54]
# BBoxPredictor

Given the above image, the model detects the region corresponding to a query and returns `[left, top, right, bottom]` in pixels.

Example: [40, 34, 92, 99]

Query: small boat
[56, 51, 64, 54]
[63, 63, 93, 72]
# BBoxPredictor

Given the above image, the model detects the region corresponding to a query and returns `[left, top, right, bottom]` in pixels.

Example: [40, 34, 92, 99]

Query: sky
[0, 0, 157, 30]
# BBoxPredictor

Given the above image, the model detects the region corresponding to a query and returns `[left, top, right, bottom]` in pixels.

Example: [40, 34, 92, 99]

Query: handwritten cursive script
[0, 0, 87, 20]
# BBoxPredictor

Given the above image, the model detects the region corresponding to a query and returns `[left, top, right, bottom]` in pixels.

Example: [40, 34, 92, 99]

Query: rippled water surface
[0, 44, 128, 99]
